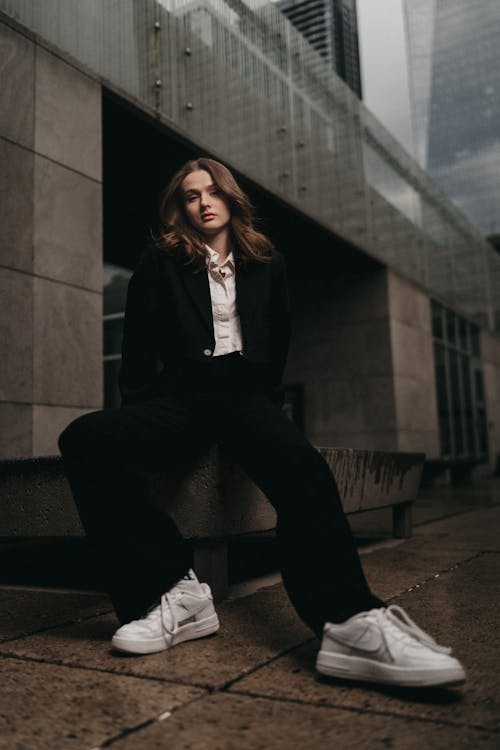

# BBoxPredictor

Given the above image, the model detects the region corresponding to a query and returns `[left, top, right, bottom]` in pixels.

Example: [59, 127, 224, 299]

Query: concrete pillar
[287, 267, 399, 450]
[0, 21, 103, 459]
[286, 265, 441, 457]
[387, 270, 440, 458]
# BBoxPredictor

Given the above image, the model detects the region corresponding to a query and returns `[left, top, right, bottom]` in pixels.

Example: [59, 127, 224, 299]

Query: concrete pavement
[1, 481, 499, 749]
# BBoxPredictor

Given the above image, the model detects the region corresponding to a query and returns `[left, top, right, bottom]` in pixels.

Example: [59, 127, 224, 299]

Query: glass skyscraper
[405, 0, 500, 237]
[277, 0, 362, 97]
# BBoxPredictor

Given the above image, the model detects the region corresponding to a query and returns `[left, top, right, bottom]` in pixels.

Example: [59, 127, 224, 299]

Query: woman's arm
[118, 246, 161, 406]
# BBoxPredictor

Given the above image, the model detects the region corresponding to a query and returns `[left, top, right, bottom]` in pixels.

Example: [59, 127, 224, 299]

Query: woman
[58, 157, 465, 688]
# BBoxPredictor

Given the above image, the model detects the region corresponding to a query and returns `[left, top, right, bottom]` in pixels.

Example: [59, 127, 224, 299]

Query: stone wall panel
[0, 268, 33, 402]
[0, 139, 34, 272]
[33, 155, 102, 290]
[0, 23, 34, 148]
[0, 403, 32, 459]
[33, 277, 102, 408]
[35, 46, 101, 180]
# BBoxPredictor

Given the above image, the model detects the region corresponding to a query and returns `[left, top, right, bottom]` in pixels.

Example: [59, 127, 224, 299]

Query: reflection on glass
[431, 299, 488, 460]
[449, 350, 464, 455]
[461, 354, 474, 455]
[405, 0, 500, 237]
[103, 264, 132, 409]
[104, 315, 125, 355]
[477, 408, 489, 457]
[434, 342, 451, 456]
[431, 300, 443, 339]
[446, 308, 456, 345]
[471, 325, 481, 357]
[458, 318, 468, 351]
[475, 369, 485, 403]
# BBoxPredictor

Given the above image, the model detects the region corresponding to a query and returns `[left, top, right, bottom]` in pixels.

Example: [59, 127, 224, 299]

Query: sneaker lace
[138, 588, 184, 637]
[160, 590, 183, 638]
[375, 604, 452, 655]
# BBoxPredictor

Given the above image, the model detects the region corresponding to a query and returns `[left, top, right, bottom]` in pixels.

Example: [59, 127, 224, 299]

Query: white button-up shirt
[205, 244, 244, 357]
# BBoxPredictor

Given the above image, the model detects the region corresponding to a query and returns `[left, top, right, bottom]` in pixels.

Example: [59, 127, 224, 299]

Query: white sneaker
[316, 605, 466, 687]
[111, 569, 219, 654]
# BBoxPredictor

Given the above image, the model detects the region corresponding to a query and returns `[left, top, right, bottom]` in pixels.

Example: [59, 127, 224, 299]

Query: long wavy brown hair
[153, 157, 274, 272]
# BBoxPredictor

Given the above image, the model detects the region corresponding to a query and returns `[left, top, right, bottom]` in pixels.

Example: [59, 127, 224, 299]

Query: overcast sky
[357, 0, 414, 155]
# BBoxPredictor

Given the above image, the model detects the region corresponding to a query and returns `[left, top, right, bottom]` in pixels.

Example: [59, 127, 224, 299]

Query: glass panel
[104, 316, 125, 357]
[449, 349, 464, 455]
[458, 318, 468, 352]
[461, 355, 474, 455]
[470, 325, 481, 357]
[431, 299, 444, 339]
[434, 342, 451, 456]
[104, 264, 131, 315]
[446, 309, 457, 346]
[475, 369, 485, 403]
[476, 408, 489, 458]
[432, 300, 488, 460]
[103, 264, 131, 406]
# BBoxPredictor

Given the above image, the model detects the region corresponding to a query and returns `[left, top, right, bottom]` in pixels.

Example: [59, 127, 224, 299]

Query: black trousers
[58, 352, 385, 637]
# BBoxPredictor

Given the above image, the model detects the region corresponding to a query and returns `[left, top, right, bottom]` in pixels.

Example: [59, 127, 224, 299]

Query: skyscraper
[277, 0, 362, 97]
[405, 0, 500, 237]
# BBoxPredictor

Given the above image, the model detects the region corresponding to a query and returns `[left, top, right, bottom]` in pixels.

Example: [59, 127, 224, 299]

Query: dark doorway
[101, 89, 381, 408]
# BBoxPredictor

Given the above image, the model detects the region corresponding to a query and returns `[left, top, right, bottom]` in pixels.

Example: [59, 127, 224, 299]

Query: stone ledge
[0, 447, 424, 539]
[317, 446, 425, 513]
[0, 448, 424, 600]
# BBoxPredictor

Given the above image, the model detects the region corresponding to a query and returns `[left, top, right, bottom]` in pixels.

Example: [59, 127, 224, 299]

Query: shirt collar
[205, 243, 234, 268]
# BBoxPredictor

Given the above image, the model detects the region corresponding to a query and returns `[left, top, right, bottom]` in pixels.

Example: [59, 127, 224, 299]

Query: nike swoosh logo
[177, 614, 197, 627]
[332, 628, 384, 653]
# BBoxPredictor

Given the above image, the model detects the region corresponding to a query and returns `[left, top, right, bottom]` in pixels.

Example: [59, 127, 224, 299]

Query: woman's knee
[58, 409, 107, 454]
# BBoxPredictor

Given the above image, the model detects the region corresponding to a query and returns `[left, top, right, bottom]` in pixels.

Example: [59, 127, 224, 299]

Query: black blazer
[118, 243, 291, 407]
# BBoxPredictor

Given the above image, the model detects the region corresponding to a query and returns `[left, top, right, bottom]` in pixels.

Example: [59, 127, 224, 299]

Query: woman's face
[181, 169, 232, 240]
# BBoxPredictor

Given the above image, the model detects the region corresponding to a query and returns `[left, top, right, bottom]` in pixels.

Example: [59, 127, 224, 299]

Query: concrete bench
[0, 447, 424, 600]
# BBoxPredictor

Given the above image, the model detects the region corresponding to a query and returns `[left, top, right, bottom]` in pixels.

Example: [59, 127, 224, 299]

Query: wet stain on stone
[316, 447, 424, 511]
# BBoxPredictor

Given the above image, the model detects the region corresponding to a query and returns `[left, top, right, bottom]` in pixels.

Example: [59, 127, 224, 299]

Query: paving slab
[359, 539, 477, 601]
[109, 692, 497, 750]
[0, 586, 111, 642]
[229, 554, 500, 732]
[2, 489, 498, 748]
[0, 584, 311, 690]
[0, 655, 204, 750]
[350, 482, 499, 540]
[414, 505, 500, 551]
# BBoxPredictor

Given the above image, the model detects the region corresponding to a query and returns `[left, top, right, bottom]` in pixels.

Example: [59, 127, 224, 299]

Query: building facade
[277, 0, 362, 97]
[405, 0, 500, 237]
[1, 0, 499, 475]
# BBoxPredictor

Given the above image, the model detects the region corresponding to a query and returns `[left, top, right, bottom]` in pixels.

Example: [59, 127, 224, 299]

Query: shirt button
[203, 348, 212, 356]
